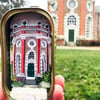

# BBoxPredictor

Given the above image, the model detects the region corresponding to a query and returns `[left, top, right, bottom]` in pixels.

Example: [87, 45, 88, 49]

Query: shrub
[77, 40, 100, 46]
[42, 71, 51, 83]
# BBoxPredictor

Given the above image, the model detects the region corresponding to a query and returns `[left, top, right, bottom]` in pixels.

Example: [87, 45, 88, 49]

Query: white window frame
[25, 50, 36, 79]
[41, 52, 47, 74]
[16, 40, 21, 47]
[67, 0, 78, 10]
[49, 1, 58, 12]
[41, 40, 47, 48]
[67, 15, 77, 25]
[15, 52, 21, 76]
[85, 14, 93, 40]
[28, 39, 36, 48]
[52, 13, 58, 36]
[86, 17, 92, 39]
[87, 1, 93, 12]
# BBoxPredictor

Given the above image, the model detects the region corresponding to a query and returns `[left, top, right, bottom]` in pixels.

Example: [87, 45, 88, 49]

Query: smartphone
[0, 8, 55, 99]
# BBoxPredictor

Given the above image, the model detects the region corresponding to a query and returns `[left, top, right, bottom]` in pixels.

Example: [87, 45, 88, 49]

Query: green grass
[56, 49, 100, 100]
[0, 49, 100, 99]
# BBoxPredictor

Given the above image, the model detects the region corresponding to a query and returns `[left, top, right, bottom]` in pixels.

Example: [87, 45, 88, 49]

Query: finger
[0, 72, 7, 100]
[51, 84, 64, 100]
[55, 75, 65, 91]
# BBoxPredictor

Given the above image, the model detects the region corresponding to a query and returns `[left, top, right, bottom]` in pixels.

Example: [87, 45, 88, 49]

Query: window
[28, 52, 34, 60]
[30, 41, 34, 46]
[41, 54, 46, 73]
[28, 39, 36, 48]
[22, 20, 28, 26]
[37, 20, 41, 25]
[13, 24, 18, 29]
[16, 40, 21, 47]
[41, 40, 47, 48]
[49, 1, 58, 11]
[67, 0, 78, 9]
[16, 54, 21, 74]
[87, 1, 93, 12]
[86, 17, 92, 39]
[69, 0, 76, 8]
[67, 15, 76, 25]
[53, 16, 57, 22]
[44, 23, 50, 32]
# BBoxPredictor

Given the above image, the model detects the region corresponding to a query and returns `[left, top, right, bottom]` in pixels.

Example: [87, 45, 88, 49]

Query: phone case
[0, 8, 55, 99]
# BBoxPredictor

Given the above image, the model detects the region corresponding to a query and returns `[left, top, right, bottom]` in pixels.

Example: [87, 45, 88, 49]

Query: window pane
[28, 52, 34, 59]
[67, 15, 76, 25]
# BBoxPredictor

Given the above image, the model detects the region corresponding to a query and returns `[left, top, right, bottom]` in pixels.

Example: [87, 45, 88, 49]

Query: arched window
[28, 52, 34, 60]
[67, 15, 76, 25]
[86, 17, 92, 39]
[41, 54, 46, 74]
[16, 54, 21, 74]
[52, 13, 58, 35]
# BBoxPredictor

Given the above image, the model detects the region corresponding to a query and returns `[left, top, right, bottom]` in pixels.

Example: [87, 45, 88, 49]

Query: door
[27, 63, 34, 77]
[69, 30, 74, 42]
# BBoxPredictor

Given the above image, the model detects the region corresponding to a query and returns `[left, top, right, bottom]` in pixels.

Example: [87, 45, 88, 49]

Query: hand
[0, 72, 7, 100]
[49, 75, 65, 100]
[0, 72, 64, 100]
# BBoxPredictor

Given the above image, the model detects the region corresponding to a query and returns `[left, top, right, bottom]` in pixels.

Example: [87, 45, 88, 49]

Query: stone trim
[25, 50, 37, 79]
[85, 14, 93, 40]
[16, 40, 21, 47]
[51, 13, 58, 35]
[87, 0, 93, 12]
[67, 0, 78, 10]
[64, 13, 80, 43]
[56, 35, 64, 40]
[40, 52, 47, 75]
[12, 34, 50, 44]
[49, 1, 58, 12]
[27, 39, 36, 49]
[41, 40, 47, 48]
[15, 52, 22, 76]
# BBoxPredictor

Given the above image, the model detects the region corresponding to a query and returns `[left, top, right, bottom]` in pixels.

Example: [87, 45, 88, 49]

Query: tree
[0, 0, 24, 20]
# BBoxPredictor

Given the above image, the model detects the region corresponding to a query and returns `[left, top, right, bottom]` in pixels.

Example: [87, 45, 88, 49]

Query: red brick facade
[95, 7, 100, 39]
[48, 0, 97, 45]
[80, 0, 86, 36]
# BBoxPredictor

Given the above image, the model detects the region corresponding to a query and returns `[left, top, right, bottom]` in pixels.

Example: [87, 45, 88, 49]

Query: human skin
[0, 72, 64, 100]
[49, 75, 65, 100]
[0, 72, 7, 100]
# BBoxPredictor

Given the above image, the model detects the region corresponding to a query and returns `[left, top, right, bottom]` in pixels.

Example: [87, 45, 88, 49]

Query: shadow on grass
[84, 92, 100, 100]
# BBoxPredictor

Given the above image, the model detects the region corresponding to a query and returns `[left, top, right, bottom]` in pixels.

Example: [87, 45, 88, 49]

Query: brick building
[48, 0, 99, 45]
[10, 12, 52, 84]
[95, 6, 100, 39]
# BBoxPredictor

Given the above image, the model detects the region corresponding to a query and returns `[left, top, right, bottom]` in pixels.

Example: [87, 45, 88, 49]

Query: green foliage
[12, 81, 24, 87]
[56, 49, 100, 100]
[42, 71, 51, 83]
[0, 0, 24, 20]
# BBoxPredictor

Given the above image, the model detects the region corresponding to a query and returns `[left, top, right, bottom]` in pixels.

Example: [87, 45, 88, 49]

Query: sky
[95, 0, 100, 6]
[24, 0, 100, 10]
[24, 0, 48, 10]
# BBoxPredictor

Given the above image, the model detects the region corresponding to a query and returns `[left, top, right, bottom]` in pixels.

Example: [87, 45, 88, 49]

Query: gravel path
[57, 46, 100, 50]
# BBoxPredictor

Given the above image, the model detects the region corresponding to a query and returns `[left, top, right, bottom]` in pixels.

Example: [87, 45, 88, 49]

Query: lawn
[56, 49, 100, 100]
[0, 49, 100, 100]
